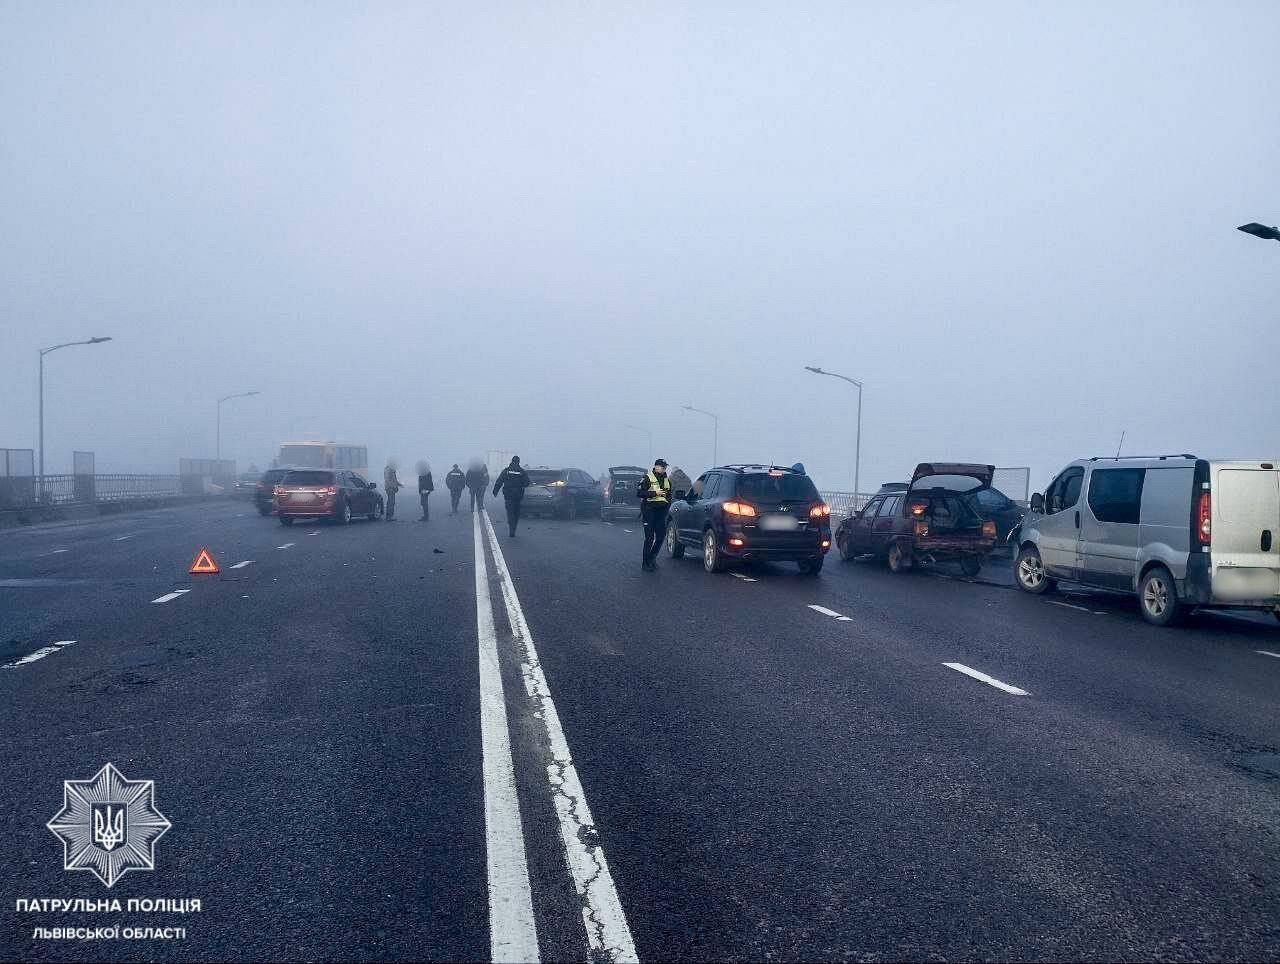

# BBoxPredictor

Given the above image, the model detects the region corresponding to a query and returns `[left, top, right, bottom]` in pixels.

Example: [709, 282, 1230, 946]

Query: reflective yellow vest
[644, 471, 671, 505]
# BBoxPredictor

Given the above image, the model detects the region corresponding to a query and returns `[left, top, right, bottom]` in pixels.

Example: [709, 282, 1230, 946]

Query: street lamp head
[804, 365, 823, 374]
[88, 336, 112, 344]
[1238, 222, 1280, 242]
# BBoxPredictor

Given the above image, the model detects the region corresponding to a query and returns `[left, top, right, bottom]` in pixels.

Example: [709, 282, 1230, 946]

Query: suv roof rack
[717, 463, 801, 473]
[1087, 454, 1197, 462]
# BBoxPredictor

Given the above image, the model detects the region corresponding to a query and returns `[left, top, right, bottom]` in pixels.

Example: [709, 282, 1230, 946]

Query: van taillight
[1196, 491, 1211, 545]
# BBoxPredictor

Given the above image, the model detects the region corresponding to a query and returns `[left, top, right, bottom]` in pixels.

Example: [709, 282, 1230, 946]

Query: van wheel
[887, 541, 913, 573]
[1015, 546, 1054, 594]
[666, 523, 685, 559]
[959, 556, 983, 578]
[703, 530, 725, 573]
[1139, 567, 1182, 626]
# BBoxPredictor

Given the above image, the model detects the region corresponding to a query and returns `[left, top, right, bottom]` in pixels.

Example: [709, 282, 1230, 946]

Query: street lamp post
[1237, 222, 1280, 243]
[624, 424, 653, 464]
[216, 391, 260, 472]
[681, 404, 719, 466]
[38, 336, 112, 496]
[805, 365, 864, 497]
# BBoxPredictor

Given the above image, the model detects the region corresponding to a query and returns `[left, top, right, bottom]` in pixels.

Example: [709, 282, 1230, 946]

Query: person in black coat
[492, 456, 532, 537]
[445, 464, 467, 515]
[465, 459, 489, 513]
[416, 461, 434, 521]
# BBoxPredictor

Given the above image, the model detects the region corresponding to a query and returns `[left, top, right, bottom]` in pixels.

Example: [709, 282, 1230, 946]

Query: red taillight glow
[809, 503, 831, 519]
[910, 502, 926, 517]
[323, 485, 337, 496]
[1196, 491, 1211, 545]
[722, 501, 757, 518]
[981, 520, 997, 539]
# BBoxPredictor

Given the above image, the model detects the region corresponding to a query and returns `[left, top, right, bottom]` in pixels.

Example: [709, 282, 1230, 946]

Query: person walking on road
[445, 463, 466, 515]
[638, 458, 672, 571]
[416, 461, 434, 521]
[384, 460, 405, 520]
[492, 455, 532, 537]
[465, 458, 489, 513]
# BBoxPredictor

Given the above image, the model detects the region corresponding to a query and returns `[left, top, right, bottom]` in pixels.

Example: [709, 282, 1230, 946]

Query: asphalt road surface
[2, 500, 1278, 962]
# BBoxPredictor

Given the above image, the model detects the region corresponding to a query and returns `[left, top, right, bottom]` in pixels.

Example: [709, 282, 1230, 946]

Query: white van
[1014, 456, 1280, 626]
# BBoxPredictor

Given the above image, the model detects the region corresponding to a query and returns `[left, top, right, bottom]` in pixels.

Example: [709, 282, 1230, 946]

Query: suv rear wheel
[1014, 546, 1055, 595]
[1139, 566, 1182, 626]
[666, 523, 685, 559]
[703, 529, 725, 573]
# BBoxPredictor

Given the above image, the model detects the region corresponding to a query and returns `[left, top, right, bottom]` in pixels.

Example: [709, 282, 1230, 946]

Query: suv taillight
[981, 519, 997, 539]
[809, 503, 831, 519]
[1196, 491, 1211, 546]
[722, 501, 757, 518]
[324, 485, 337, 497]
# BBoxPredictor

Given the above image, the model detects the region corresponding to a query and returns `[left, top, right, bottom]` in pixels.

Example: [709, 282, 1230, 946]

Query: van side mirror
[1030, 492, 1044, 513]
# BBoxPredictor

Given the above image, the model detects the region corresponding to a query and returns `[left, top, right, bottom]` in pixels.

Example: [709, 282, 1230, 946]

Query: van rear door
[1210, 463, 1280, 602]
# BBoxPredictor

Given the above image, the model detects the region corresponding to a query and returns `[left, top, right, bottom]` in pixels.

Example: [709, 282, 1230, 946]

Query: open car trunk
[906, 463, 996, 554]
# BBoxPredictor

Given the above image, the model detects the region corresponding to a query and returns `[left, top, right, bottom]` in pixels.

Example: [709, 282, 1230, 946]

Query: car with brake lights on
[600, 465, 647, 521]
[521, 467, 602, 519]
[274, 469, 384, 525]
[665, 464, 831, 574]
[835, 463, 998, 575]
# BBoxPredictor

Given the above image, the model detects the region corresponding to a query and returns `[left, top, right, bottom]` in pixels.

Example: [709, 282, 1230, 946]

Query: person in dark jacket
[416, 461, 434, 521]
[445, 464, 466, 515]
[384, 460, 404, 521]
[637, 458, 672, 571]
[492, 455, 531, 537]
[465, 459, 489, 513]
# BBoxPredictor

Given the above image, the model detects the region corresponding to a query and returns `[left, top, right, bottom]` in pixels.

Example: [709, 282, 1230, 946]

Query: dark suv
[254, 467, 293, 516]
[666, 464, 832, 574]
[275, 469, 384, 525]
[521, 468, 601, 519]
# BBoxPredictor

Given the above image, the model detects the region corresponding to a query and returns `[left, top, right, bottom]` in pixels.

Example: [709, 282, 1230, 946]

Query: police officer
[492, 455, 531, 537]
[445, 463, 466, 515]
[637, 458, 672, 571]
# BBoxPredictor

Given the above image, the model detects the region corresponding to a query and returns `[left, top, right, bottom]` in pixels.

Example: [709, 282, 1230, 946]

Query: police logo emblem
[48, 763, 171, 888]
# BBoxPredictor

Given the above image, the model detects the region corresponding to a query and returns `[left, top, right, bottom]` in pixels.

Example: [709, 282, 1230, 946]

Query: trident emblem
[93, 805, 125, 851]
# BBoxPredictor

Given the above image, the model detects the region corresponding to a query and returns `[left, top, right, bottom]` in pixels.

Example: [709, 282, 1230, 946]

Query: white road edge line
[807, 604, 843, 618]
[276, 543, 295, 550]
[943, 662, 1030, 696]
[229, 560, 255, 570]
[482, 510, 638, 964]
[1256, 650, 1280, 659]
[2, 640, 76, 669]
[472, 511, 540, 962]
[150, 590, 191, 604]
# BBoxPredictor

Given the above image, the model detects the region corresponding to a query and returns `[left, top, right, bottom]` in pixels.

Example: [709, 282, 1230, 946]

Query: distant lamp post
[805, 365, 864, 496]
[216, 391, 260, 470]
[38, 336, 112, 492]
[624, 424, 653, 464]
[1238, 222, 1280, 242]
[681, 404, 719, 466]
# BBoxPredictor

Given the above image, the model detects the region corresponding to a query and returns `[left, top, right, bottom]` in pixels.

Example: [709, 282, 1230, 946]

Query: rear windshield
[262, 469, 290, 483]
[735, 473, 821, 502]
[526, 470, 565, 484]
[910, 475, 986, 494]
[282, 470, 334, 486]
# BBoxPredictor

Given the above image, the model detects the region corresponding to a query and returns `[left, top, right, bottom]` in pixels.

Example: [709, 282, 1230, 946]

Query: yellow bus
[275, 441, 370, 480]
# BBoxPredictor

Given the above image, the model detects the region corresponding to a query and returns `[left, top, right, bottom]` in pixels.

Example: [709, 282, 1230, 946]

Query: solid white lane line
[472, 511, 539, 962]
[482, 511, 638, 963]
[807, 604, 844, 618]
[730, 573, 757, 582]
[150, 590, 191, 604]
[2, 640, 76, 669]
[228, 560, 255, 570]
[943, 662, 1029, 696]
[276, 543, 294, 550]
[1256, 650, 1280, 659]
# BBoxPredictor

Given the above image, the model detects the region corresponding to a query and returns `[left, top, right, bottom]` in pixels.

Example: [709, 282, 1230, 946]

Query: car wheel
[1139, 566, 1182, 627]
[1014, 546, 1054, 595]
[703, 529, 725, 573]
[336, 500, 352, 525]
[887, 540, 913, 573]
[667, 523, 685, 559]
[369, 499, 383, 522]
[798, 557, 824, 576]
[959, 556, 983, 578]
[280, 516, 294, 527]
[837, 532, 856, 562]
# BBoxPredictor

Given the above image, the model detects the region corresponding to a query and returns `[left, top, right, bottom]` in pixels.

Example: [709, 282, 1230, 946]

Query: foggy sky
[3, 1, 1278, 496]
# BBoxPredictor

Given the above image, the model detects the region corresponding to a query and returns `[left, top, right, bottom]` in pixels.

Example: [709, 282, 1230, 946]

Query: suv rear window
[282, 470, 334, 486]
[734, 472, 820, 502]
[526, 470, 566, 484]
[262, 469, 290, 483]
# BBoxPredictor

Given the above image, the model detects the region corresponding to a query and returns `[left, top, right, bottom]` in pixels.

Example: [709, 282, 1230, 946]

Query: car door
[847, 496, 883, 553]
[870, 495, 901, 553]
[1079, 467, 1144, 590]
[349, 472, 372, 514]
[685, 473, 718, 541]
[1037, 466, 1085, 579]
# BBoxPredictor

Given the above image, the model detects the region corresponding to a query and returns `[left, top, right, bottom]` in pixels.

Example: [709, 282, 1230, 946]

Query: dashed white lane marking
[1049, 600, 1092, 613]
[944, 662, 1030, 696]
[1256, 650, 1280, 659]
[150, 590, 191, 604]
[730, 572, 757, 582]
[39, 548, 70, 556]
[472, 511, 539, 961]
[113, 534, 134, 541]
[3, 640, 76, 669]
[228, 560, 255, 570]
[276, 543, 295, 550]
[622, 529, 633, 533]
[605, 521, 614, 526]
[308, 531, 320, 536]
[482, 511, 638, 963]
[808, 604, 850, 619]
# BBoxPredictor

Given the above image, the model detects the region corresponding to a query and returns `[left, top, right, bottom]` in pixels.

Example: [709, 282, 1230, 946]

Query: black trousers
[642, 505, 668, 563]
[386, 489, 397, 518]
[419, 492, 430, 519]
[449, 489, 462, 513]
[506, 497, 523, 535]
[470, 488, 485, 511]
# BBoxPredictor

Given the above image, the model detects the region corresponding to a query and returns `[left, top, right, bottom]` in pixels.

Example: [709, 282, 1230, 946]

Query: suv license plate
[760, 514, 799, 531]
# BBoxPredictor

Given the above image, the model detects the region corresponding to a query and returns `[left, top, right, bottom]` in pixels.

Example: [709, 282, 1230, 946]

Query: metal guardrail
[821, 491, 874, 519]
[0, 474, 185, 511]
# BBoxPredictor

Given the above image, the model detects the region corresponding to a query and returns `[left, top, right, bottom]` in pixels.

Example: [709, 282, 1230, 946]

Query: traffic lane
[800, 553, 1280, 754]
[2, 507, 487, 962]
[494, 512, 1280, 960]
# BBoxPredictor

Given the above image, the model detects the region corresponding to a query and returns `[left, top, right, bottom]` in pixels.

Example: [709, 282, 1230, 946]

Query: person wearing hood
[383, 460, 404, 520]
[416, 461, 434, 521]
[465, 459, 489, 513]
[445, 463, 467, 515]
[492, 455, 532, 537]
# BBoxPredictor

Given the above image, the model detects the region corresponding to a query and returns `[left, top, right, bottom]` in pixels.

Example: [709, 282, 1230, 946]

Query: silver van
[1013, 456, 1280, 625]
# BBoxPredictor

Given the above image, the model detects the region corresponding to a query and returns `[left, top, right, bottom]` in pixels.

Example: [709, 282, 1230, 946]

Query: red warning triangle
[189, 547, 219, 574]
